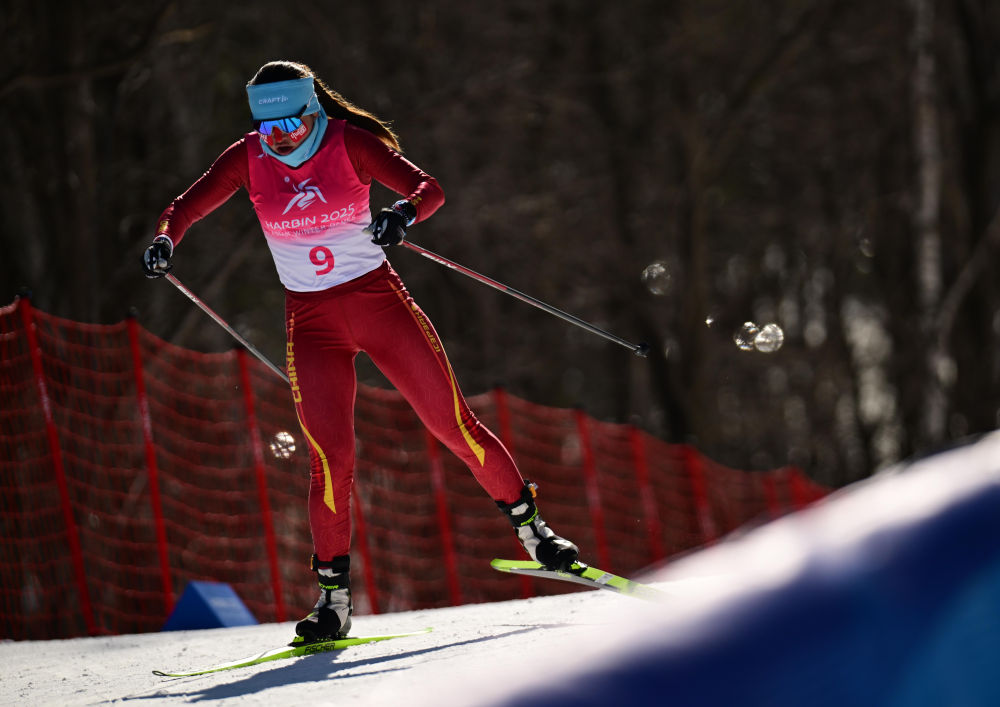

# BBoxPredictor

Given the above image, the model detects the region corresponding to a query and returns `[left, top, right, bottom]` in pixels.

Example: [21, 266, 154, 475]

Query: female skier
[142, 60, 579, 642]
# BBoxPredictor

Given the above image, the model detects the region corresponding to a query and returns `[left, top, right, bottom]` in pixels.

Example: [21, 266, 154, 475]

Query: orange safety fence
[0, 295, 830, 640]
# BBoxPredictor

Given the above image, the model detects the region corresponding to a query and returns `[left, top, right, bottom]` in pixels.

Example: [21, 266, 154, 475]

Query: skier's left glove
[142, 236, 174, 278]
[365, 200, 416, 247]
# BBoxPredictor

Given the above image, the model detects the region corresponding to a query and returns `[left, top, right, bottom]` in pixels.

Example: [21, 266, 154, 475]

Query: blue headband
[247, 77, 319, 120]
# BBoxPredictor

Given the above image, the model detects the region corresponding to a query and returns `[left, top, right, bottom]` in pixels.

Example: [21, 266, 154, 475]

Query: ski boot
[295, 554, 353, 643]
[497, 481, 579, 571]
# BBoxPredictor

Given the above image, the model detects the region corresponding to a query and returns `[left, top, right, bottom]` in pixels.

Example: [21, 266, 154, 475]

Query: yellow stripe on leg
[387, 279, 486, 467]
[297, 413, 336, 514]
[447, 363, 486, 466]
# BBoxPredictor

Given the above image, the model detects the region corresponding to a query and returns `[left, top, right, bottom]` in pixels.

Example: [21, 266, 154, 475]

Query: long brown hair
[248, 60, 401, 151]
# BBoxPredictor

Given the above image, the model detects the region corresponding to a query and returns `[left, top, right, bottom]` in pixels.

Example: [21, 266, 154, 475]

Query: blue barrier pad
[161, 581, 258, 631]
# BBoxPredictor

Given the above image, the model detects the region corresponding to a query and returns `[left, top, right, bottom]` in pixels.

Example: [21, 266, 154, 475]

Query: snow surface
[9, 432, 999, 706]
[1, 570, 712, 707]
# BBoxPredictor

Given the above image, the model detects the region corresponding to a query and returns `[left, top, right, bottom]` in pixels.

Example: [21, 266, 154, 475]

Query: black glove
[142, 237, 174, 278]
[365, 200, 417, 247]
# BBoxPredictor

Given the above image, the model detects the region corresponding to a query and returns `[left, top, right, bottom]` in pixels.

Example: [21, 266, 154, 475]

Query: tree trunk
[911, 0, 947, 446]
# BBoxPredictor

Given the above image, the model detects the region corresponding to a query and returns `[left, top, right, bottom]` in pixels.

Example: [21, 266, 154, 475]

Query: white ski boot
[497, 482, 579, 571]
[295, 554, 353, 642]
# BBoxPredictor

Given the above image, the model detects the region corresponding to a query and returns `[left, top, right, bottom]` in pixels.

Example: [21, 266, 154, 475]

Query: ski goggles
[255, 109, 309, 145]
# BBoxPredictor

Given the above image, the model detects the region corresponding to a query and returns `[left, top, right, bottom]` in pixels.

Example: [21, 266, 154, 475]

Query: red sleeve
[155, 138, 251, 247]
[343, 124, 445, 223]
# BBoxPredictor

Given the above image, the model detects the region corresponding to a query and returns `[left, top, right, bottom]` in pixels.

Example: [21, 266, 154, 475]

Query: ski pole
[401, 241, 650, 357]
[163, 273, 290, 384]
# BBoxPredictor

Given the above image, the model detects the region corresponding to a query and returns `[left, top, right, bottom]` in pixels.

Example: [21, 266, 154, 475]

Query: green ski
[491, 559, 667, 602]
[152, 628, 432, 677]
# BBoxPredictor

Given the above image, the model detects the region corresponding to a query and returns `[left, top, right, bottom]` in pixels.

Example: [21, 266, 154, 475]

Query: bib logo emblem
[282, 177, 327, 215]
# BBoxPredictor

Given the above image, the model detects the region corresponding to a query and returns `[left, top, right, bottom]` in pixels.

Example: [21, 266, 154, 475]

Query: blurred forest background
[3, 0, 1000, 487]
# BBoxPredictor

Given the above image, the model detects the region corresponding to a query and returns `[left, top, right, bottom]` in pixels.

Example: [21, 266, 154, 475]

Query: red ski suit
[157, 119, 525, 560]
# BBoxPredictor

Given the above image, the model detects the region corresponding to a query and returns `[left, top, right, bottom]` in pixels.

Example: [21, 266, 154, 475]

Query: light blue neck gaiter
[247, 77, 328, 168]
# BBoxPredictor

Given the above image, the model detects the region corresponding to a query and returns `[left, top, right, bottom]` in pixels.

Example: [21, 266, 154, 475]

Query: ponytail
[312, 76, 401, 152]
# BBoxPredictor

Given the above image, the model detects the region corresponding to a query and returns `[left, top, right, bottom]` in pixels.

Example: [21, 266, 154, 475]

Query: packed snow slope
[5, 430, 1000, 706]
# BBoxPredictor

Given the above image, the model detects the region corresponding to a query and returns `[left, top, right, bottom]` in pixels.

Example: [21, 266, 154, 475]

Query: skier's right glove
[142, 236, 174, 278]
[365, 200, 416, 247]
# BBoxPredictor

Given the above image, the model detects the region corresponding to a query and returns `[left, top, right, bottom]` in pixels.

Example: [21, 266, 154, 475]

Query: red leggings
[285, 261, 524, 560]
